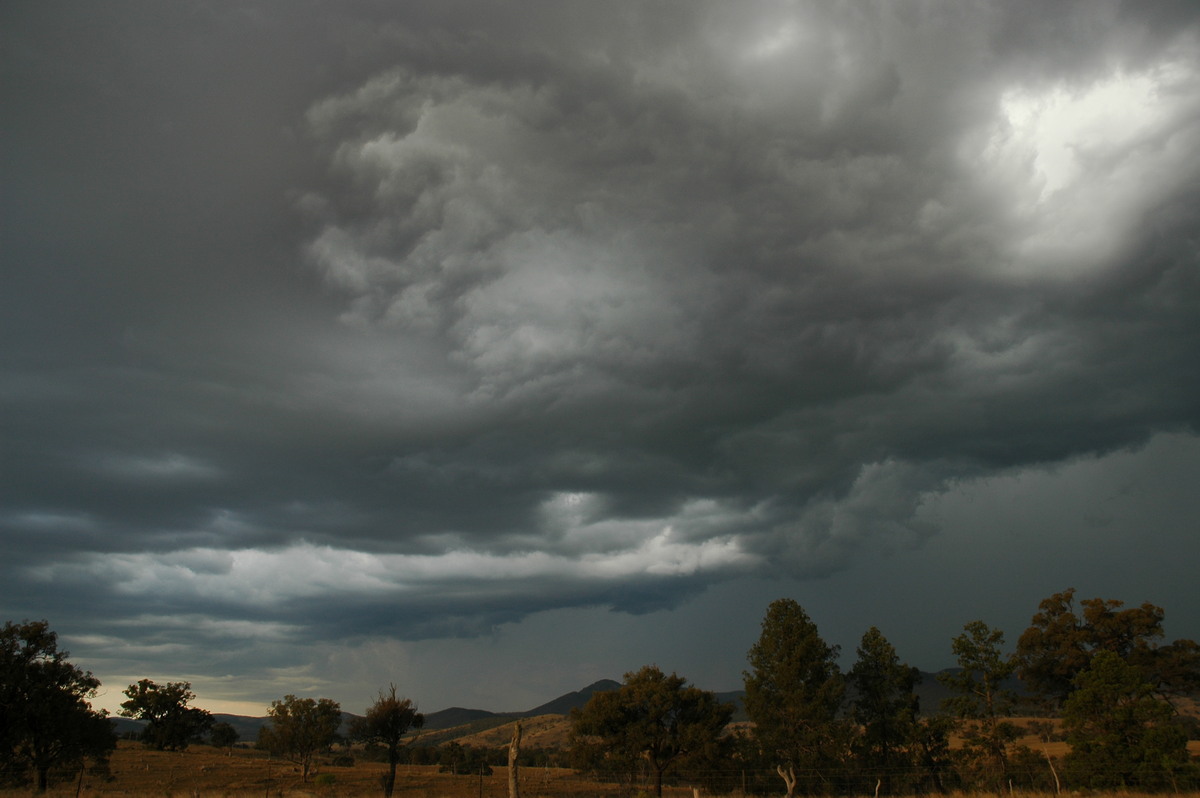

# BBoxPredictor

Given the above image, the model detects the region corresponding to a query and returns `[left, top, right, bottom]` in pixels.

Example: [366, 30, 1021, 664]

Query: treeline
[3, 588, 1199, 795]
[568, 589, 1200, 796]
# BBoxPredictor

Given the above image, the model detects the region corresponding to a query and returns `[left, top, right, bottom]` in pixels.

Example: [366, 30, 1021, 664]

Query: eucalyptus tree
[1, 620, 115, 792]
[1016, 588, 1200, 709]
[570, 665, 732, 797]
[260, 695, 342, 782]
[350, 685, 424, 798]
[119, 679, 213, 751]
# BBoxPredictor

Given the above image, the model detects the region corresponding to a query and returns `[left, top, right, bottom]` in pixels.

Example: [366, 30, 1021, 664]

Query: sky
[3, 0, 1200, 718]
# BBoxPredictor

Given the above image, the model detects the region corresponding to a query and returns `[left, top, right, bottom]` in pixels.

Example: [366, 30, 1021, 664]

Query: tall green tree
[0, 620, 115, 792]
[743, 599, 846, 798]
[1061, 651, 1191, 790]
[350, 685, 424, 798]
[570, 665, 732, 797]
[119, 679, 214, 751]
[1015, 588, 1200, 709]
[847, 627, 922, 794]
[939, 621, 1020, 792]
[260, 695, 342, 782]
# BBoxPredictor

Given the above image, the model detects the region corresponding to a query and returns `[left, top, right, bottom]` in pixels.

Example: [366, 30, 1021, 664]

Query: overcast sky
[3, 0, 1200, 717]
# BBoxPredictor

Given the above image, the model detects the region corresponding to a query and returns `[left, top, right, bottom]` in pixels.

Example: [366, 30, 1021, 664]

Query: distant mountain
[109, 716, 144, 737]
[422, 706, 508, 731]
[520, 679, 622, 717]
[210, 712, 271, 742]
[107, 671, 996, 747]
[421, 679, 624, 732]
[714, 690, 747, 722]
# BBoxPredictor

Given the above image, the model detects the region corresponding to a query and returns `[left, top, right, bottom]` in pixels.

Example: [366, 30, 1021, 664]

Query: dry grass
[453, 715, 572, 749]
[5, 736, 1199, 798]
[0, 740, 637, 798]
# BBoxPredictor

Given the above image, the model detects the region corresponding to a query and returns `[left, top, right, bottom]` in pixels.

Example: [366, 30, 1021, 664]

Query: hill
[420, 679, 623, 733]
[519, 679, 621, 717]
[109, 671, 998, 749]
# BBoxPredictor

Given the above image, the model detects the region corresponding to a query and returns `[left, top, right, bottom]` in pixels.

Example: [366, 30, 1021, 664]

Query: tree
[1061, 650, 1191, 789]
[437, 742, 491, 775]
[0, 620, 115, 792]
[260, 695, 342, 781]
[847, 627, 922, 794]
[939, 621, 1020, 792]
[209, 722, 239, 755]
[743, 599, 846, 798]
[570, 665, 733, 797]
[349, 685, 423, 798]
[119, 679, 213, 751]
[1015, 588, 1200, 709]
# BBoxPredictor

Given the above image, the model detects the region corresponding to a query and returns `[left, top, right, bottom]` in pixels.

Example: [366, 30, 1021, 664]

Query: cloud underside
[4, 1, 1200, 649]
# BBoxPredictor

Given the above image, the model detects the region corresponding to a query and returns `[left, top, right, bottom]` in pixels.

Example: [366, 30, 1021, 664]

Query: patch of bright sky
[998, 65, 1183, 199]
[978, 59, 1200, 275]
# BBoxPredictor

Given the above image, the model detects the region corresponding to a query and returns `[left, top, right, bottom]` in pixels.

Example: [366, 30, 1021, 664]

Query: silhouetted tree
[119, 679, 213, 751]
[260, 695, 341, 782]
[1061, 651, 1191, 789]
[209, 721, 239, 755]
[743, 599, 846, 798]
[0, 620, 115, 792]
[939, 621, 1021, 792]
[570, 665, 732, 797]
[350, 685, 423, 798]
[1015, 588, 1200, 709]
[438, 742, 492, 775]
[847, 626, 922, 794]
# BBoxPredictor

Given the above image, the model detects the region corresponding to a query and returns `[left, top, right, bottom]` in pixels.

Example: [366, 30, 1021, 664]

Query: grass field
[5, 731, 1198, 798]
[3, 740, 638, 798]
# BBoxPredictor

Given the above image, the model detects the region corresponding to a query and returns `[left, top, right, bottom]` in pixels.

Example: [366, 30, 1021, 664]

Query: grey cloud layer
[3, 1, 1199, 657]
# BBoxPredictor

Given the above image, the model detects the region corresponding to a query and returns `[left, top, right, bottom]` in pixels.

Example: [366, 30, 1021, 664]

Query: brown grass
[5, 733, 1198, 798]
[452, 715, 572, 749]
[0, 740, 637, 798]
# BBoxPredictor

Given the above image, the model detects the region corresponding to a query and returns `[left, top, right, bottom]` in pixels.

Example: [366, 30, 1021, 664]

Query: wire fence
[572, 763, 1200, 796]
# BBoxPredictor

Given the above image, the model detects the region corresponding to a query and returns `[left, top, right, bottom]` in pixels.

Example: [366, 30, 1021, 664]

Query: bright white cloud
[974, 57, 1200, 275]
[28, 523, 761, 609]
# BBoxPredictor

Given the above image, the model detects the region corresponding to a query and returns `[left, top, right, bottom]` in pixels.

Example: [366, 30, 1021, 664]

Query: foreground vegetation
[0, 739, 1198, 798]
[4, 588, 1199, 795]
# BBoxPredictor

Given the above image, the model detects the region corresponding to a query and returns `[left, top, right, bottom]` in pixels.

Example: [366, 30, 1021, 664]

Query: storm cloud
[3, 0, 1199, 712]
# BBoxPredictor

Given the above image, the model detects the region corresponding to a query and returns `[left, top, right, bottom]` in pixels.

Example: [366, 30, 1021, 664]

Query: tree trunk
[777, 764, 797, 798]
[508, 721, 521, 798]
[1042, 747, 1060, 796]
[384, 750, 398, 798]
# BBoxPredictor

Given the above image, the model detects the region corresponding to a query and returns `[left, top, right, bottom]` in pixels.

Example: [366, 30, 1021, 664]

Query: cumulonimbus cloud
[4, 1, 1199, 671]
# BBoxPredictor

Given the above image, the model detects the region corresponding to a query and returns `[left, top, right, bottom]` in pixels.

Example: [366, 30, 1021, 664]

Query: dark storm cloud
[3, 0, 1200, 701]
